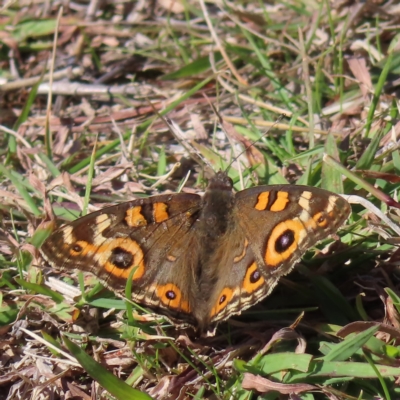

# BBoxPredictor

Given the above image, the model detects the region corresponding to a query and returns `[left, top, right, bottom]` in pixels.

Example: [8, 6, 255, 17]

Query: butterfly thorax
[198, 171, 235, 237]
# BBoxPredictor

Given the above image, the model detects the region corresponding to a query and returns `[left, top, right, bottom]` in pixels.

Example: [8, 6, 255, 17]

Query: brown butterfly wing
[41, 193, 203, 326]
[206, 185, 350, 327]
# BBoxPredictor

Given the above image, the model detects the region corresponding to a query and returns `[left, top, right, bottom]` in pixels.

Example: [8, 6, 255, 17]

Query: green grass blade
[364, 34, 399, 137]
[319, 325, 380, 362]
[63, 336, 153, 400]
[41, 330, 63, 357]
[14, 278, 64, 303]
[355, 128, 384, 170]
[289, 360, 400, 381]
[322, 133, 344, 192]
[82, 135, 97, 216]
[324, 154, 400, 206]
[38, 152, 61, 177]
[384, 288, 400, 314]
[240, 27, 291, 107]
[0, 164, 41, 216]
[363, 349, 391, 400]
[237, 353, 313, 375]
[162, 52, 223, 79]
[6, 66, 43, 164]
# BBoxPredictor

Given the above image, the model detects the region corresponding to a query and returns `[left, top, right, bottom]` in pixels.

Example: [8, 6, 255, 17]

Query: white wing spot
[96, 214, 112, 232]
[62, 226, 75, 245]
[327, 196, 337, 213]
[299, 209, 310, 223]
[298, 191, 312, 211]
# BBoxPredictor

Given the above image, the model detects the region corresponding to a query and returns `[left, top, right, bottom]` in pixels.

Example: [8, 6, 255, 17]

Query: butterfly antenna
[224, 114, 286, 173]
[147, 99, 214, 171]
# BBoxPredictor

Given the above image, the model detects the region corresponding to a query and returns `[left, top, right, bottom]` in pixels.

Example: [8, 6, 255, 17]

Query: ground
[1, 1, 400, 399]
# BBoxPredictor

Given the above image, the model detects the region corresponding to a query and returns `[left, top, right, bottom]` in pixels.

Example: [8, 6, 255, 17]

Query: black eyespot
[318, 215, 326, 223]
[250, 270, 261, 283]
[275, 230, 295, 253]
[166, 290, 176, 300]
[72, 244, 83, 253]
[219, 294, 226, 304]
[109, 247, 134, 269]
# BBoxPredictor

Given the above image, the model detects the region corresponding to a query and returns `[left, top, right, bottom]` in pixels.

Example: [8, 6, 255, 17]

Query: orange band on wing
[153, 202, 169, 223]
[255, 192, 270, 210]
[270, 191, 289, 212]
[125, 206, 147, 227]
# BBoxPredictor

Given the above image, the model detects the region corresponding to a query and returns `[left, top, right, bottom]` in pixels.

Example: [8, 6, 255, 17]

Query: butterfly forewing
[235, 185, 350, 275]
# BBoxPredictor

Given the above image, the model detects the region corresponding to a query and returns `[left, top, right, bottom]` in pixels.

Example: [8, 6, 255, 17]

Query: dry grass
[2, 1, 400, 399]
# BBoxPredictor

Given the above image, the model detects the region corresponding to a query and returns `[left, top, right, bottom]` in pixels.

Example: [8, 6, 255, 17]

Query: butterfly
[41, 170, 350, 335]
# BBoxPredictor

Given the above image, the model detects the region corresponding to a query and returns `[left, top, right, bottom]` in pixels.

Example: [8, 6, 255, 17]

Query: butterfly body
[41, 171, 350, 334]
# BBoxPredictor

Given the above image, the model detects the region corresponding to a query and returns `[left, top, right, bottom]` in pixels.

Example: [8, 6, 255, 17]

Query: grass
[1, 1, 400, 399]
